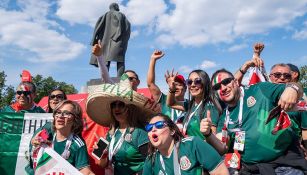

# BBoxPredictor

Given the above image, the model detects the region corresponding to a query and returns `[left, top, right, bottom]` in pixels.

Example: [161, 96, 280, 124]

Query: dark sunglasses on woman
[186, 78, 202, 86]
[50, 94, 64, 100]
[212, 77, 234, 91]
[145, 121, 168, 132]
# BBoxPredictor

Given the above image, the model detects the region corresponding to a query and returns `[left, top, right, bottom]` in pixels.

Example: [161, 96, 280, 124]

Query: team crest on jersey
[180, 156, 191, 170]
[247, 96, 256, 107]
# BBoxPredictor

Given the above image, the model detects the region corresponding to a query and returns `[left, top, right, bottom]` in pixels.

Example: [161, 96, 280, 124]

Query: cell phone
[92, 137, 109, 160]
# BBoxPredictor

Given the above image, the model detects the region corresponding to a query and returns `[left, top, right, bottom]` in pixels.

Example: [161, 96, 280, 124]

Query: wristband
[204, 129, 212, 137]
[239, 68, 246, 74]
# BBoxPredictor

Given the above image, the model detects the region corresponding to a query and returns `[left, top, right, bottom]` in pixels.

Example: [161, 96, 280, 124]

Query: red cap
[175, 74, 186, 85]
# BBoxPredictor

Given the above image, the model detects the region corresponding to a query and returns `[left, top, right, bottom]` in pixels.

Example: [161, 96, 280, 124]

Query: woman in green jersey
[143, 113, 229, 175]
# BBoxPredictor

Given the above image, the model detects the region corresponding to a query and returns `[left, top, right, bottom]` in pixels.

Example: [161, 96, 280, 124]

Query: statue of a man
[90, 3, 131, 77]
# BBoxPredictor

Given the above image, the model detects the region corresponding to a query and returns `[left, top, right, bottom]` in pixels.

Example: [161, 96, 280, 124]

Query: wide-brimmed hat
[86, 73, 156, 126]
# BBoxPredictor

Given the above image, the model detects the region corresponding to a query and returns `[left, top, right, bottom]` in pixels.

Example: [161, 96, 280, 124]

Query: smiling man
[1, 81, 45, 113]
[211, 68, 306, 174]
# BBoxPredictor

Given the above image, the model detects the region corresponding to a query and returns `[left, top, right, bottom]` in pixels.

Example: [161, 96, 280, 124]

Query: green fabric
[53, 135, 89, 169]
[143, 136, 223, 175]
[1, 105, 45, 113]
[183, 102, 219, 140]
[106, 127, 148, 175]
[159, 93, 186, 121]
[217, 82, 299, 164]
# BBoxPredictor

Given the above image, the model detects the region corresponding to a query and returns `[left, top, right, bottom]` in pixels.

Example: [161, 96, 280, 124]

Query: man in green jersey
[147, 50, 187, 122]
[212, 68, 306, 174]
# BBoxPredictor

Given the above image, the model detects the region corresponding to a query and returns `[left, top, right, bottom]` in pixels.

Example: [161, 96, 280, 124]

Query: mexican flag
[248, 67, 266, 85]
[0, 112, 53, 175]
[35, 146, 82, 175]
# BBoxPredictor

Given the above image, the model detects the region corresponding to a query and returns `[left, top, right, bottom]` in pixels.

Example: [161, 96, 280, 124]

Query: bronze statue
[90, 3, 131, 77]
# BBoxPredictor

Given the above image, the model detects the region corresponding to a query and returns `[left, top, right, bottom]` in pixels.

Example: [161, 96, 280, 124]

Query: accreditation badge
[221, 125, 228, 145]
[233, 131, 245, 151]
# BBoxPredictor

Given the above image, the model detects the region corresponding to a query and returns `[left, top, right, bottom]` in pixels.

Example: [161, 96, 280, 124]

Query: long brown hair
[52, 100, 83, 136]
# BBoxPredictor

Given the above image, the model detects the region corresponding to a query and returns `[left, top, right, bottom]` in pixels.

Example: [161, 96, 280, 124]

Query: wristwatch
[286, 83, 299, 94]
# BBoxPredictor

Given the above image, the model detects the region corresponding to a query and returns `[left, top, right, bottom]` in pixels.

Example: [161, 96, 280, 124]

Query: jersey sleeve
[193, 137, 223, 172]
[74, 144, 90, 170]
[256, 82, 285, 105]
[136, 128, 149, 147]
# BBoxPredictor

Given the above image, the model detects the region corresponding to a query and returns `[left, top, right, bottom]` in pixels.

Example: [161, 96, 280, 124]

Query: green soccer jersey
[159, 93, 186, 122]
[143, 136, 223, 175]
[183, 101, 219, 140]
[217, 82, 299, 164]
[1, 105, 46, 113]
[106, 127, 149, 175]
[53, 134, 89, 170]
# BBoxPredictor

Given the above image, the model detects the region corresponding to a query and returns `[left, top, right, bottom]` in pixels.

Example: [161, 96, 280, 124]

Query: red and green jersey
[217, 82, 300, 164]
[143, 136, 223, 175]
[106, 127, 148, 174]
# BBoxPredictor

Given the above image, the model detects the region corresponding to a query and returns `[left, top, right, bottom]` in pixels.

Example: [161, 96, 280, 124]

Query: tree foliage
[0, 71, 78, 108]
[299, 65, 307, 88]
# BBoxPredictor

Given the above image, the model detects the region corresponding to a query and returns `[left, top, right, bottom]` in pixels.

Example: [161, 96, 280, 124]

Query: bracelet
[204, 129, 212, 137]
[286, 83, 299, 94]
[239, 68, 246, 74]
[169, 89, 176, 93]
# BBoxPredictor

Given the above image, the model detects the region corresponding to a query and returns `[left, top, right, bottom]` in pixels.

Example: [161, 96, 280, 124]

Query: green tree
[299, 65, 307, 88]
[32, 74, 78, 103]
[0, 71, 15, 108]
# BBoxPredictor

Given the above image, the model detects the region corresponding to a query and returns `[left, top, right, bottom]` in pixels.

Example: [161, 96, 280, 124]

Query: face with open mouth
[111, 101, 128, 122]
[54, 104, 74, 131]
[147, 116, 172, 148]
[49, 90, 65, 110]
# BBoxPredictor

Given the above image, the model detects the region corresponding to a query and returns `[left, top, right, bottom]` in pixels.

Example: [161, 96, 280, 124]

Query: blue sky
[0, 0, 306, 93]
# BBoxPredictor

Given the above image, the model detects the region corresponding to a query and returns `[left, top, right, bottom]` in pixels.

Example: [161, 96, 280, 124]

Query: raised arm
[92, 40, 114, 84]
[234, 43, 264, 85]
[147, 50, 165, 101]
[165, 70, 185, 111]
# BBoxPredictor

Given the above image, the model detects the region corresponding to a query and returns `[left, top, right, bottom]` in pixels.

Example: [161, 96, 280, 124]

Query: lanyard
[183, 101, 203, 135]
[159, 142, 181, 175]
[52, 133, 73, 159]
[225, 87, 244, 133]
[171, 109, 183, 121]
[108, 128, 127, 160]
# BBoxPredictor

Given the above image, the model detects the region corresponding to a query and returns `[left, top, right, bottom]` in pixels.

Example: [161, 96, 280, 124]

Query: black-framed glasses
[54, 110, 74, 118]
[50, 94, 64, 100]
[212, 77, 234, 91]
[270, 72, 291, 80]
[145, 121, 168, 132]
[110, 101, 126, 109]
[128, 76, 138, 82]
[186, 78, 202, 86]
[16, 91, 32, 96]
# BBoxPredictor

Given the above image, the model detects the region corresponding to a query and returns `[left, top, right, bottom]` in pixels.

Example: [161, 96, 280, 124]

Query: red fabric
[21, 70, 32, 82]
[248, 72, 261, 85]
[10, 102, 24, 112]
[272, 111, 291, 134]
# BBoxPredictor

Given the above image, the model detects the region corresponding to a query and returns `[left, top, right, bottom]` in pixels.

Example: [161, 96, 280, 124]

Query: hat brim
[86, 83, 156, 126]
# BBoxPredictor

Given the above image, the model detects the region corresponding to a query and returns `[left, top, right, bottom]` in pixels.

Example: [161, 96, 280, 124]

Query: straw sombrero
[86, 74, 156, 126]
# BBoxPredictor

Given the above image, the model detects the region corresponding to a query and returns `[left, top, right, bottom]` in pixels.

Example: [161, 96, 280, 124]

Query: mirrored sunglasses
[186, 78, 202, 86]
[50, 94, 64, 100]
[212, 77, 234, 91]
[16, 91, 32, 96]
[145, 121, 168, 132]
[270, 72, 291, 80]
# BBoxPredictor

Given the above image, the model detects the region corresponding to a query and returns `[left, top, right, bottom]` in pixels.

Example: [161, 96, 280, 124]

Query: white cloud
[292, 20, 307, 40]
[0, 1, 85, 63]
[200, 60, 218, 70]
[156, 0, 307, 47]
[228, 43, 248, 52]
[179, 65, 192, 73]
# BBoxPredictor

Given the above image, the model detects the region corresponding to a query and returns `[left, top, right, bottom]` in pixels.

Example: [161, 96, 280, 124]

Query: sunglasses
[186, 78, 202, 86]
[128, 77, 138, 81]
[110, 101, 126, 109]
[16, 91, 32, 96]
[145, 121, 168, 132]
[54, 110, 74, 118]
[270, 72, 291, 80]
[50, 94, 64, 100]
[212, 77, 234, 91]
